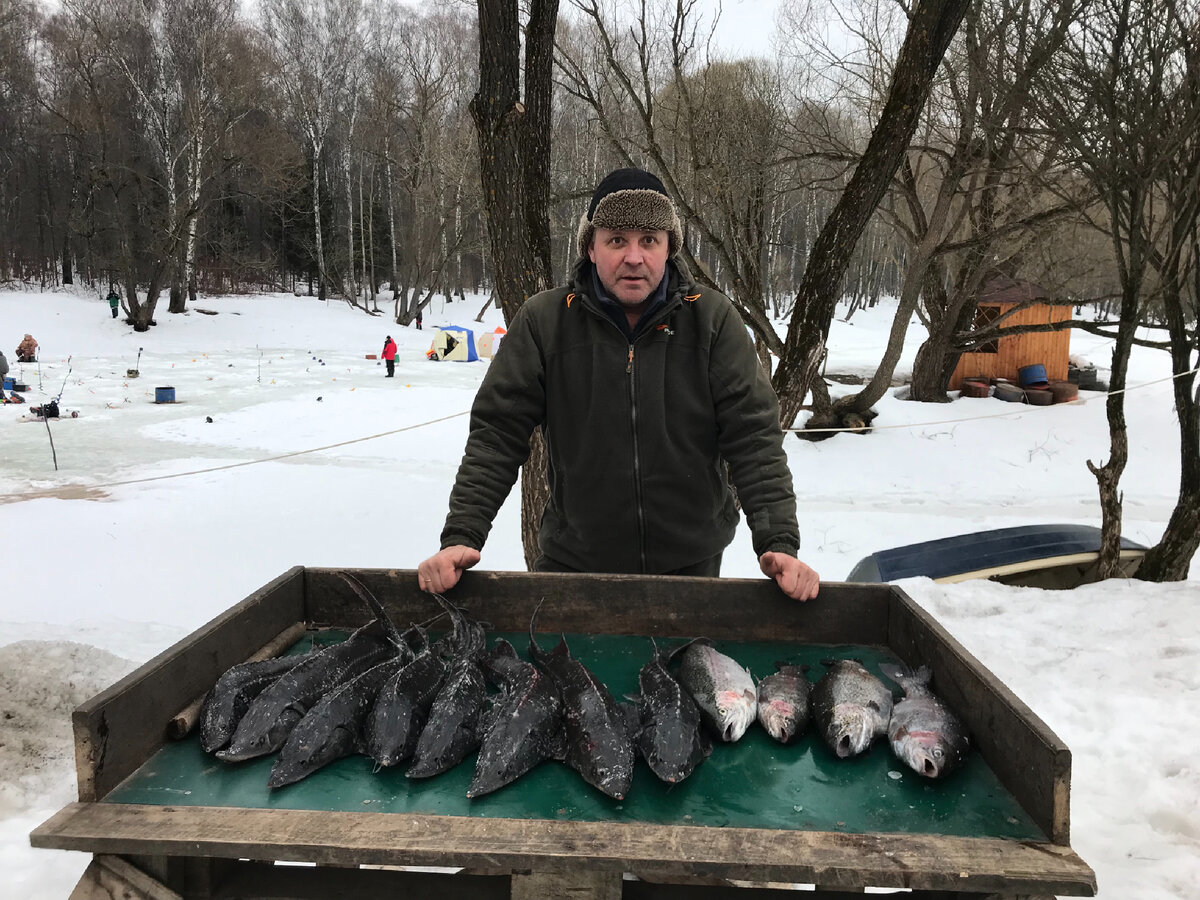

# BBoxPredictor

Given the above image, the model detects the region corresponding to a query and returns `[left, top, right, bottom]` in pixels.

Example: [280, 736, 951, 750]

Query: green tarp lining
[107, 632, 1043, 840]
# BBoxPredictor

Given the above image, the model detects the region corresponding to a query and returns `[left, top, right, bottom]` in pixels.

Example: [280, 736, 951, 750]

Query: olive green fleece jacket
[439, 259, 799, 573]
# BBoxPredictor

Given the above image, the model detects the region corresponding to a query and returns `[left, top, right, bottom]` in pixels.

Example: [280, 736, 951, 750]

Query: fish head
[575, 740, 634, 799]
[713, 688, 758, 742]
[827, 703, 876, 758]
[759, 698, 799, 743]
[589, 761, 632, 799]
[893, 728, 969, 778]
[641, 721, 698, 782]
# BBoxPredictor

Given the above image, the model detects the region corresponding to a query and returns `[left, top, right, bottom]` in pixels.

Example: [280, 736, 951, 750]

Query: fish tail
[339, 572, 406, 649]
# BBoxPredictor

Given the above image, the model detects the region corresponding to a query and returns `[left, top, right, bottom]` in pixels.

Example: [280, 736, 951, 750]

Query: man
[417, 168, 818, 601]
[107, 287, 120, 319]
[15, 334, 37, 362]
[382, 335, 397, 377]
[0, 349, 7, 402]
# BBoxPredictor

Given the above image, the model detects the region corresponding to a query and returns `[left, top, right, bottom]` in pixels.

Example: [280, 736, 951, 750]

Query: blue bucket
[155, 386, 176, 404]
[1, 377, 12, 391]
[1018, 364, 1048, 387]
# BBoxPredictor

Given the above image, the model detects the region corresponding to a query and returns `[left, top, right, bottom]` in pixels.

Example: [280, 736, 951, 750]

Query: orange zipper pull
[626, 346, 634, 374]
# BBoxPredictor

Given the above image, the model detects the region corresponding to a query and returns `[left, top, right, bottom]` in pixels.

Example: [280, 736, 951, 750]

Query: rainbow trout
[810, 659, 892, 758]
[879, 663, 970, 778]
[677, 642, 757, 742]
[756, 664, 812, 744]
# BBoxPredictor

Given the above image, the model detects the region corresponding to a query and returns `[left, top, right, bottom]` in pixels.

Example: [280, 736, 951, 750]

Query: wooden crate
[31, 567, 1096, 899]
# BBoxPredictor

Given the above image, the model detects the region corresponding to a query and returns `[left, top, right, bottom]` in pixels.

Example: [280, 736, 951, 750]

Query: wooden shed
[949, 274, 1071, 390]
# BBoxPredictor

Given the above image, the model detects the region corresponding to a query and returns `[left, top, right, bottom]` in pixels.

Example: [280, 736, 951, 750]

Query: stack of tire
[959, 369, 1080, 404]
[1019, 364, 1078, 405]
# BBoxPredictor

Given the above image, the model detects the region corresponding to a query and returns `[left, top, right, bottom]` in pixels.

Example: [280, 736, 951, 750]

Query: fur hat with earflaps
[576, 167, 683, 259]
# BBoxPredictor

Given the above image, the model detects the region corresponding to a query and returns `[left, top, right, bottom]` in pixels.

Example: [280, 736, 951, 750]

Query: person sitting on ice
[15, 333, 38, 362]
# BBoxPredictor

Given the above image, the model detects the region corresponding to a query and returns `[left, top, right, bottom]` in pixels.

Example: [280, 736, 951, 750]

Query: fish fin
[339, 572, 407, 649]
[699, 728, 713, 758]
[879, 662, 913, 686]
[528, 597, 546, 658]
[666, 636, 710, 665]
[912, 664, 932, 686]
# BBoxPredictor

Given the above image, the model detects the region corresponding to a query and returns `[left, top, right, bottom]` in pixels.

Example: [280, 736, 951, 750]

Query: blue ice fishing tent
[426, 324, 479, 361]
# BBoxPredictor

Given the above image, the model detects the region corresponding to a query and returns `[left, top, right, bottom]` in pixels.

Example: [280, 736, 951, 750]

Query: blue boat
[846, 523, 1147, 589]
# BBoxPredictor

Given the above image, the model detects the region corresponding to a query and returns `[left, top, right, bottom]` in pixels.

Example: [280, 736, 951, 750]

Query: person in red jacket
[381, 335, 397, 377]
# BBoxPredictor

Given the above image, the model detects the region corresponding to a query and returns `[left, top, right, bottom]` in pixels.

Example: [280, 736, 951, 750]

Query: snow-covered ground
[1, 284, 1196, 898]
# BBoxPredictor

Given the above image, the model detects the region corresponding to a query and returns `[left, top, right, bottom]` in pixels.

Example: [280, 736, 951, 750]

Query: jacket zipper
[627, 342, 647, 571]
[580, 289, 682, 574]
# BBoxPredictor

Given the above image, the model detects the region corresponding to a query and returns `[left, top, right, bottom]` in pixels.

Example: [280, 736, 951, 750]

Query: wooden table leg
[69, 855, 183, 900]
[510, 870, 623, 899]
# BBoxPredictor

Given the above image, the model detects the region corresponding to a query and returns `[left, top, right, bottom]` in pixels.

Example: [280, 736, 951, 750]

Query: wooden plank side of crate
[885, 589, 1074, 846]
[72, 567, 307, 802]
[31, 803, 1097, 896]
[303, 568, 892, 645]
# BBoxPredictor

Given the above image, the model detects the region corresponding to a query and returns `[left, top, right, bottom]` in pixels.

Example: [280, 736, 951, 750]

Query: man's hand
[417, 545, 481, 594]
[759, 552, 820, 601]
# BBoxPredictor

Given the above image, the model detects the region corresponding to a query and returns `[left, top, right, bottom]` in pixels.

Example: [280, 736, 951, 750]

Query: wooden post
[511, 870, 622, 900]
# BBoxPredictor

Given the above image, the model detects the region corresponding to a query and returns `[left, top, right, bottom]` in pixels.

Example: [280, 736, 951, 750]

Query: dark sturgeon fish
[217, 574, 412, 762]
[406, 595, 489, 779]
[268, 656, 403, 788]
[200, 651, 313, 753]
[467, 638, 563, 798]
[756, 664, 812, 744]
[367, 594, 475, 768]
[879, 663, 970, 778]
[677, 642, 757, 742]
[810, 659, 893, 758]
[528, 600, 635, 800]
[631, 639, 710, 784]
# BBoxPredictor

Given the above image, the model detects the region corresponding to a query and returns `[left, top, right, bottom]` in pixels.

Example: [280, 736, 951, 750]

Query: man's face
[588, 227, 670, 307]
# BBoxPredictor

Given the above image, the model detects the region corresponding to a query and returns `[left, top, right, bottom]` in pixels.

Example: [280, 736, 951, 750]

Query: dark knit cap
[576, 167, 683, 258]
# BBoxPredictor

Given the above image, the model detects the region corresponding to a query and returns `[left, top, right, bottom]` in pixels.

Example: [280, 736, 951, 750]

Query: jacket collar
[570, 257, 695, 334]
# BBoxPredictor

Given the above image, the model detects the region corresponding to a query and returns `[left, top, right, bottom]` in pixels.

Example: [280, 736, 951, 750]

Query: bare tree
[1038, 0, 1200, 577]
[261, 0, 362, 303]
[770, 0, 971, 429]
[556, 1, 797, 371]
[471, 0, 559, 566]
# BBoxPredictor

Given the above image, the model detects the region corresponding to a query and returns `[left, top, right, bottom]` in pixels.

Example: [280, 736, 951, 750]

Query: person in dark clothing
[415, 310, 423, 330]
[107, 287, 120, 318]
[417, 167, 818, 601]
[0, 349, 8, 402]
[381, 335, 397, 377]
